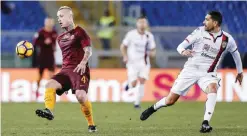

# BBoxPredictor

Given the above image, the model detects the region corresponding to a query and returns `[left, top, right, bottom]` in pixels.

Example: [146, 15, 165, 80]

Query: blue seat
[123, 1, 247, 52]
[1, 1, 46, 53]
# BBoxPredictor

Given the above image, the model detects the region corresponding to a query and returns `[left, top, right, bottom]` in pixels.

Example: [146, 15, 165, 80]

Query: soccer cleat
[134, 105, 141, 109]
[56, 89, 64, 96]
[140, 105, 156, 121]
[35, 108, 54, 120]
[124, 84, 129, 91]
[88, 125, 97, 133]
[200, 120, 213, 133]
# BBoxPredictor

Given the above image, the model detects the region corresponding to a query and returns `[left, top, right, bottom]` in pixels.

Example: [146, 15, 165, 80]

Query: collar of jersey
[208, 30, 223, 42]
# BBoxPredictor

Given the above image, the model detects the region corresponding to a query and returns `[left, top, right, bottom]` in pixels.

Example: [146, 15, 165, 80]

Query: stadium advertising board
[1, 69, 246, 102]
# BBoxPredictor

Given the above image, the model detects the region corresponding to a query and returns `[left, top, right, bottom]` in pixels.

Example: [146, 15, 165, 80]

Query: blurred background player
[120, 16, 156, 108]
[33, 17, 57, 99]
[35, 6, 97, 133]
[140, 11, 243, 133]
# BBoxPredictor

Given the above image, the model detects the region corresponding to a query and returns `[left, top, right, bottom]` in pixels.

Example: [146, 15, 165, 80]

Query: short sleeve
[77, 27, 91, 48]
[227, 36, 238, 53]
[148, 33, 156, 50]
[185, 27, 201, 44]
[122, 32, 131, 46]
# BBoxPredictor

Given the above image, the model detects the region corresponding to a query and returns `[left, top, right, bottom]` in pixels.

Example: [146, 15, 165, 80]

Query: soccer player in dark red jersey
[35, 6, 97, 132]
[33, 17, 57, 99]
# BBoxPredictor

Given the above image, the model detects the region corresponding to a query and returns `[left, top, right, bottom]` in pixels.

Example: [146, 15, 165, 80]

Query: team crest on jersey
[221, 41, 227, 48]
[203, 44, 210, 51]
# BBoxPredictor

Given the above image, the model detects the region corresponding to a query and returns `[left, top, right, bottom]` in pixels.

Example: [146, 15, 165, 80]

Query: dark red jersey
[57, 26, 91, 69]
[33, 28, 57, 67]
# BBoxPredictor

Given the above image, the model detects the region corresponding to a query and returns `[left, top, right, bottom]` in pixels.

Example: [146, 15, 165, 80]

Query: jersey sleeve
[33, 30, 43, 47]
[227, 36, 238, 53]
[185, 27, 201, 44]
[148, 33, 156, 50]
[122, 32, 131, 47]
[77, 27, 91, 48]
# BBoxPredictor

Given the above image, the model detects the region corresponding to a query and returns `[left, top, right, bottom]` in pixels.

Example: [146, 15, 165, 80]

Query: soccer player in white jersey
[140, 11, 243, 133]
[120, 16, 156, 108]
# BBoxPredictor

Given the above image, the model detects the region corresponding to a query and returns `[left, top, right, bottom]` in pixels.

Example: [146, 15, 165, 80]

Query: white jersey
[182, 26, 238, 72]
[122, 29, 156, 65]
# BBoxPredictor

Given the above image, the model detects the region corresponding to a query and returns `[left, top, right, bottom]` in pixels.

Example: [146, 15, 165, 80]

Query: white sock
[204, 93, 217, 121]
[154, 97, 167, 110]
[134, 84, 144, 106]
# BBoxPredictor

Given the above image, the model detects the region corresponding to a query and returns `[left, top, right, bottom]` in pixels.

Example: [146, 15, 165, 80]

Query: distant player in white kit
[120, 16, 156, 108]
[140, 11, 243, 133]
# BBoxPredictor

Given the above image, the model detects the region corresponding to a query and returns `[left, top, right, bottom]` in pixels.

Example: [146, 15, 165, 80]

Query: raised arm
[177, 27, 201, 57]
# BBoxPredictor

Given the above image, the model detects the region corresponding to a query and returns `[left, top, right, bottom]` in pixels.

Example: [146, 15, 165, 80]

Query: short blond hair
[58, 6, 73, 16]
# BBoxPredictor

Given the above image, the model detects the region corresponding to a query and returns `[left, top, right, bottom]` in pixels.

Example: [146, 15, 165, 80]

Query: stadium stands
[1, 1, 46, 30]
[1, 1, 46, 53]
[123, 1, 247, 52]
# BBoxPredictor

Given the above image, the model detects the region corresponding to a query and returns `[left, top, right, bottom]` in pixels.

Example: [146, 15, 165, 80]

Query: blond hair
[58, 6, 73, 16]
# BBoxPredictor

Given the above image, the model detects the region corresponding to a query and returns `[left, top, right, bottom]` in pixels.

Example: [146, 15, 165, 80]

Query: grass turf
[2, 102, 247, 136]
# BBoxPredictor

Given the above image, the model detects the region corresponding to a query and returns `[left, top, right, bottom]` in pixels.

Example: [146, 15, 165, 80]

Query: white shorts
[171, 67, 220, 96]
[126, 63, 150, 83]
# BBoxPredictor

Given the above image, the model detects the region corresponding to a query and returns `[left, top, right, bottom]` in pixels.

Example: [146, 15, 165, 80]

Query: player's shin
[44, 88, 56, 111]
[204, 93, 217, 121]
[80, 100, 95, 126]
[153, 97, 167, 110]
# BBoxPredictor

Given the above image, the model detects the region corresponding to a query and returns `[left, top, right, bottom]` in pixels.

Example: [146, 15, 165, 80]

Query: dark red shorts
[52, 68, 90, 95]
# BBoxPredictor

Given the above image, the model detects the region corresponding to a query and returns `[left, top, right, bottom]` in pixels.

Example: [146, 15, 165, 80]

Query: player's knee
[75, 90, 87, 103]
[206, 83, 218, 93]
[131, 80, 138, 87]
[45, 79, 61, 89]
[139, 78, 146, 84]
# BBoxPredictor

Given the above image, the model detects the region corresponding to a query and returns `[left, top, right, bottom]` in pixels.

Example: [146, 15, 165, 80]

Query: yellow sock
[44, 88, 56, 111]
[80, 101, 95, 126]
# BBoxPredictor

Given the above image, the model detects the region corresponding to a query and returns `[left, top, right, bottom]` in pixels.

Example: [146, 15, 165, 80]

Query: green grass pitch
[2, 102, 247, 136]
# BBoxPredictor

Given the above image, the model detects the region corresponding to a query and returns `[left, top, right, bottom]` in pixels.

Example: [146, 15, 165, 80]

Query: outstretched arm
[231, 50, 243, 85]
[227, 36, 243, 85]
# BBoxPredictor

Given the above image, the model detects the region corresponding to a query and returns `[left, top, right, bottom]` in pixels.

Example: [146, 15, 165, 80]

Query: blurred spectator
[33, 17, 57, 98]
[1, 1, 14, 14]
[97, 9, 115, 50]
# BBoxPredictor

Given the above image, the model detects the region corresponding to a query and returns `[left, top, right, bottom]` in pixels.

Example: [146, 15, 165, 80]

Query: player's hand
[235, 72, 243, 85]
[123, 56, 128, 64]
[73, 62, 86, 75]
[44, 38, 52, 45]
[181, 49, 194, 57]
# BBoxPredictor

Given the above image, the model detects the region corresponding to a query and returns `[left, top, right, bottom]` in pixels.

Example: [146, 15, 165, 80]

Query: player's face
[203, 14, 217, 31]
[45, 18, 55, 29]
[136, 18, 148, 31]
[57, 9, 73, 28]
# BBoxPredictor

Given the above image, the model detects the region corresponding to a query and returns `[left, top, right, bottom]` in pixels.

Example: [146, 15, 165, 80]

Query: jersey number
[81, 76, 86, 84]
